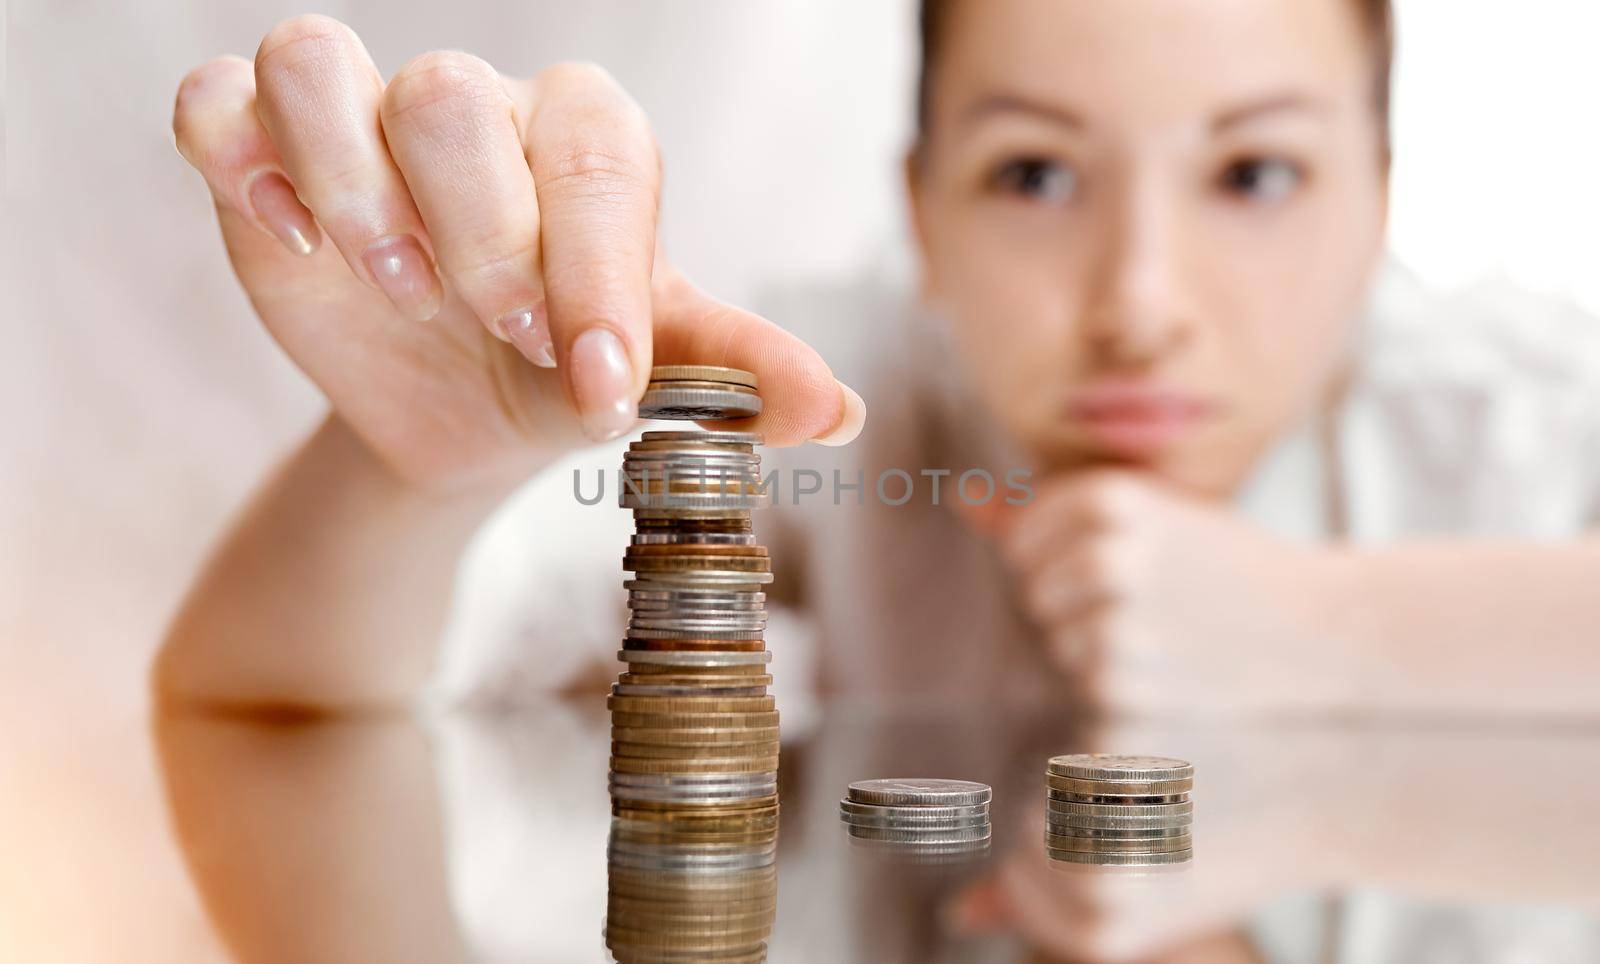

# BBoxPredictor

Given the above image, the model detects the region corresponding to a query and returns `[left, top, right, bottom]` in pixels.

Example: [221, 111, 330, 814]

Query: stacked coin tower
[1044, 754, 1194, 866]
[608, 366, 779, 826]
[604, 818, 778, 963]
[839, 779, 993, 861]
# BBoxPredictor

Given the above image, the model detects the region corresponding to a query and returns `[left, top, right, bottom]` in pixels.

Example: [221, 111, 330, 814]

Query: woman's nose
[1078, 184, 1195, 366]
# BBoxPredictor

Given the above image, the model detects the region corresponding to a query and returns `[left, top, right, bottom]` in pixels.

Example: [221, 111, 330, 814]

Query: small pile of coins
[1044, 754, 1194, 866]
[840, 779, 993, 860]
[605, 815, 779, 963]
[608, 366, 780, 830]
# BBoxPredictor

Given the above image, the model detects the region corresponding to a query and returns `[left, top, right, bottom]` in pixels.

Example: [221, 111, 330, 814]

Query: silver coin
[629, 588, 765, 601]
[612, 772, 778, 787]
[627, 595, 764, 611]
[624, 629, 767, 642]
[628, 613, 769, 626]
[621, 491, 772, 510]
[1047, 754, 1194, 783]
[639, 386, 763, 420]
[630, 533, 759, 547]
[1043, 816, 1196, 832]
[1046, 811, 1194, 831]
[640, 430, 764, 445]
[846, 779, 993, 808]
[619, 650, 772, 666]
[844, 824, 992, 845]
[838, 800, 991, 820]
[841, 813, 992, 832]
[624, 573, 775, 588]
[1047, 798, 1192, 819]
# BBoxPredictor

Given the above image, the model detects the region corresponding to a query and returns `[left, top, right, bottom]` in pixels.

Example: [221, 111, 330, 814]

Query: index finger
[522, 63, 659, 442]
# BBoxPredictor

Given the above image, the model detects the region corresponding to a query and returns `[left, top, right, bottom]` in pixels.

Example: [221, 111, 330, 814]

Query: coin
[1048, 848, 1193, 866]
[1043, 824, 1191, 839]
[639, 385, 764, 420]
[1043, 826, 1196, 845]
[851, 816, 985, 839]
[607, 695, 776, 714]
[1047, 774, 1193, 796]
[1045, 810, 1194, 831]
[838, 801, 991, 821]
[1046, 799, 1193, 819]
[612, 741, 780, 760]
[1047, 754, 1194, 783]
[610, 726, 782, 746]
[648, 366, 761, 389]
[618, 650, 772, 667]
[846, 779, 993, 808]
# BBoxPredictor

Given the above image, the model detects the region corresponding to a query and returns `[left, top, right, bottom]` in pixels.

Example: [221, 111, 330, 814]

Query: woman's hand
[968, 471, 1355, 716]
[172, 15, 862, 494]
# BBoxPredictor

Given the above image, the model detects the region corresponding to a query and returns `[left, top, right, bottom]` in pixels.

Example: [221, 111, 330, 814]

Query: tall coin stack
[1044, 754, 1193, 866]
[608, 365, 781, 828]
[604, 816, 779, 963]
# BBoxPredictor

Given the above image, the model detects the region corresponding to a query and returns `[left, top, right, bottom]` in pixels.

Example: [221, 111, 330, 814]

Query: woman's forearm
[1321, 537, 1600, 717]
[154, 415, 518, 712]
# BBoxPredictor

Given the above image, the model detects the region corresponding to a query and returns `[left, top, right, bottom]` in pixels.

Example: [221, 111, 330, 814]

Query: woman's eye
[990, 158, 1076, 204]
[1219, 157, 1305, 203]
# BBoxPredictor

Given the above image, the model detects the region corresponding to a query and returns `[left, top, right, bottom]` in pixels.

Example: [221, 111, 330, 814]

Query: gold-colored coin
[1047, 848, 1193, 866]
[648, 366, 760, 388]
[611, 740, 780, 760]
[610, 756, 779, 775]
[610, 711, 780, 729]
[612, 810, 780, 833]
[608, 695, 775, 714]
[612, 795, 779, 815]
[610, 726, 781, 745]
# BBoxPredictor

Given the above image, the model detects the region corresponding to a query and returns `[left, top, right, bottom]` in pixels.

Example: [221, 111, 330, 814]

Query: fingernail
[362, 234, 443, 322]
[813, 380, 866, 446]
[569, 327, 637, 441]
[246, 171, 320, 256]
[496, 305, 556, 367]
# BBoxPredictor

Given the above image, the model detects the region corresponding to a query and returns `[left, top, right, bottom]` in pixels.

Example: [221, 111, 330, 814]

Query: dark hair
[916, 0, 1395, 159]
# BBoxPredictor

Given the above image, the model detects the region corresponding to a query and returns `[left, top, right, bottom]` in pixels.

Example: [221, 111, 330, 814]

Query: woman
[157, 0, 1600, 718]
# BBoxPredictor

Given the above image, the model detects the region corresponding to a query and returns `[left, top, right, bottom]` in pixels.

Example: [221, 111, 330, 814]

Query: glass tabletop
[151, 697, 1600, 963]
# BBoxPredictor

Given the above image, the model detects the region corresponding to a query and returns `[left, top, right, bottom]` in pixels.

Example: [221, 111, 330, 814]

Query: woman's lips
[1062, 382, 1217, 455]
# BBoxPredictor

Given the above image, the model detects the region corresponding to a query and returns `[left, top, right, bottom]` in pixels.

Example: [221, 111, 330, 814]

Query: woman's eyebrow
[1212, 93, 1333, 132]
[960, 92, 1087, 131]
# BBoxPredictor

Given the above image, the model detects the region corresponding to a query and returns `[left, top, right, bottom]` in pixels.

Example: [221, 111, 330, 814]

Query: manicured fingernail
[569, 327, 637, 441]
[813, 380, 866, 446]
[496, 305, 556, 367]
[362, 234, 443, 322]
[246, 171, 320, 256]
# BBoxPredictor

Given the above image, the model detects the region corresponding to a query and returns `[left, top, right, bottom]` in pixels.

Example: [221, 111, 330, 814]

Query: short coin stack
[609, 365, 780, 830]
[604, 816, 779, 963]
[840, 779, 993, 861]
[1044, 754, 1194, 866]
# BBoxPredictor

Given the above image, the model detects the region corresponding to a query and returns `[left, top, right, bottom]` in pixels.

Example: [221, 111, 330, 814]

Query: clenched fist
[969, 471, 1359, 716]
[173, 15, 863, 492]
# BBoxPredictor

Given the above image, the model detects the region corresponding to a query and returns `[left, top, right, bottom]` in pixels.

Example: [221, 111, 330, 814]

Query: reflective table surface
[153, 700, 1600, 963]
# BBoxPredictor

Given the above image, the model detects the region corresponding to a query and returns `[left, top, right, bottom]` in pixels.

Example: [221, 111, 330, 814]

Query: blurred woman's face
[909, 0, 1388, 494]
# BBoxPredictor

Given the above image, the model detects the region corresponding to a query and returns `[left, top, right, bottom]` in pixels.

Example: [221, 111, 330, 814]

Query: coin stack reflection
[609, 366, 780, 827]
[605, 817, 778, 964]
[840, 779, 993, 861]
[1044, 754, 1194, 866]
